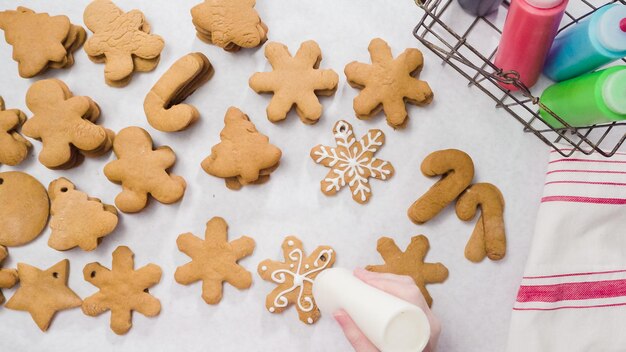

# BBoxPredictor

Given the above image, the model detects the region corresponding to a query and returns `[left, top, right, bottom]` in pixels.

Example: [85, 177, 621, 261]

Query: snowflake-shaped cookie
[249, 41, 339, 124]
[258, 236, 335, 325]
[366, 235, 448, 307]
[175, 217, 255, 304]
[82, 246, 162, 335]
[345, 38, 433, 128]
[310, 120, 394, 204]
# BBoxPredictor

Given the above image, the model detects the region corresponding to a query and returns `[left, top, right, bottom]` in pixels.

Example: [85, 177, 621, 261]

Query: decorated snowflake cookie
[257, 236, 335, 325]
[310, 120, 395, 204]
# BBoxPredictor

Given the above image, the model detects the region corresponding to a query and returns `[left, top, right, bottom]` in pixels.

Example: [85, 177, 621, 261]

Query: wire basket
[414, 0, 626, 157]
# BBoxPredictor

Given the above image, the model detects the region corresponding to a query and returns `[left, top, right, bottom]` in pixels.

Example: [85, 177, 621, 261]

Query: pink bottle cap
[598, 5, 626, 52]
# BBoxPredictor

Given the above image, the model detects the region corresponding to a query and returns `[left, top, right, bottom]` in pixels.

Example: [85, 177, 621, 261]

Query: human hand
[334, 268, 441, 352]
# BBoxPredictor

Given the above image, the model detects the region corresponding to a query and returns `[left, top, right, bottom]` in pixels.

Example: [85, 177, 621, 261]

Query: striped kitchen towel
[507, 147, 626, 351]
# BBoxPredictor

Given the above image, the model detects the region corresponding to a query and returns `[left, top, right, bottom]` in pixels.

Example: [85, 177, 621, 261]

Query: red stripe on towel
[541, 196, 626, 204]
[513, 302, 626, 311]
[547, 169, 626, 175]
[545, 181, 626, 187]
[524, 269, 626, 280]
[517, 279, 626, 303]
[550, 149, 626, 156]
[550, 158, 626, 164]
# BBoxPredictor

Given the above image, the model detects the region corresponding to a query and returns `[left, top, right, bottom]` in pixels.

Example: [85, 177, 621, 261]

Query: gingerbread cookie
[258, 236, 335, 325]
[82, 246, 162, 335]
[22, 79, 114, 169]
[84, 0, 164, 86]
[0, 7, 85, 78]
[0, 96, 31, 166]
[104, 126, 186, 213]
[408, 149, 474, 224]
[191, 0, 268, 51]
[0, 246, 18, 305]
[0, 171, 49, 247]
[310, 120, 394, 204]
[6, 259, 82, 331]
[345, 38, 433, 128]
[366, 235, 448, 307]
[175, 217, 255, 304]
[201, 107, 281, 190]
[48, 178, 118, 252]
[456, 183, 506, 262]
[144, 52, 213, 132]
[249, 41, 339, 124]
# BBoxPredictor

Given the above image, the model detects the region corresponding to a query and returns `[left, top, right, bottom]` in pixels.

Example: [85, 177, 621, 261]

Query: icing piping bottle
[539, 66, 626, 128]
[313, 268, 431, 352]
[544, 4, 626, 82]
[494, 0, 569, 90]
[458, 0, 504, 17]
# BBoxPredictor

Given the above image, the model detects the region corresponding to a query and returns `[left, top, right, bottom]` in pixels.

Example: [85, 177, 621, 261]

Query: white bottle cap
[603, 69, 626, 115]
[525, 0, 565, 9]
[597, 5, 626, 53]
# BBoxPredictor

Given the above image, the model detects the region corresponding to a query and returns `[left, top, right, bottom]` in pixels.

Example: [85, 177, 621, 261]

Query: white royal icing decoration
[312, 120, 392, 202]
[269, 245, 334, 313]
[261, 266, 267, 271]
[288, 240, 294, 246]
[269, 307, 275, 312]
[307, 317, 313, 324]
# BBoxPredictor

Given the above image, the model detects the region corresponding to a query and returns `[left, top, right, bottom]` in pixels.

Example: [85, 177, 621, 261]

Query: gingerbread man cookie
[6, 259, 82, 331]
[258, 236, 335, 325]
[345, 38, 433, 128]
[249, 41, 339, 124]
[0, 97, 30, 166]
[22, 79, 114, 169]
[104, 126, 186, 213]
[310, 120, 394, 204]
[175, 217, 255, 304]
[144, 52, 213, 132]
[191, 0, 268, 51]
[456, 183, 506, 262]
[201, 107, 281, 190]
[408, 149, 475, 224]
[0, 7, 85, 78]
[84, 0, 164, 86]
[0, 246, 18, 305]
[366, 235, 448, 307]
[82, 246, 162, 335]
[48, 177, 118, 251]
[0, 171, 50, 247]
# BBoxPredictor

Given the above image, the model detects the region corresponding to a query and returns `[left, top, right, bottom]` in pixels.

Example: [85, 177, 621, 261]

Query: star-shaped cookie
[310, 120, 394, 204]
[175, 217, 255, 304]
[82, 246, 162, 335]
[0, 96, 31, 166]
[345, 38, 433, 128]
[258, 236, 335, 325]
[249, 41, 339, 124]
[366, 235, 448, 306]
[5, 259, 82, 331]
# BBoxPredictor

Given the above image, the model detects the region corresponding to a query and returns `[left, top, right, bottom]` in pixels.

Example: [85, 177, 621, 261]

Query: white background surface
[0, 0, 550, 351]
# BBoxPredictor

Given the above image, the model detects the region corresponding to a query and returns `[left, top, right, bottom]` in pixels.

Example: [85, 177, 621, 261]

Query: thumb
[334, 310, 379, 352]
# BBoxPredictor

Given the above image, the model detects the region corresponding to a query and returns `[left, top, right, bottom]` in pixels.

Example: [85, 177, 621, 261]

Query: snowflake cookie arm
[344, 61, 373, 88]
[368, 38, 393, 64]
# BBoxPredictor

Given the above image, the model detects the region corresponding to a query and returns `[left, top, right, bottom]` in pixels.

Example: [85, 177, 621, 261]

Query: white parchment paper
[0, 0, 549, 351]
